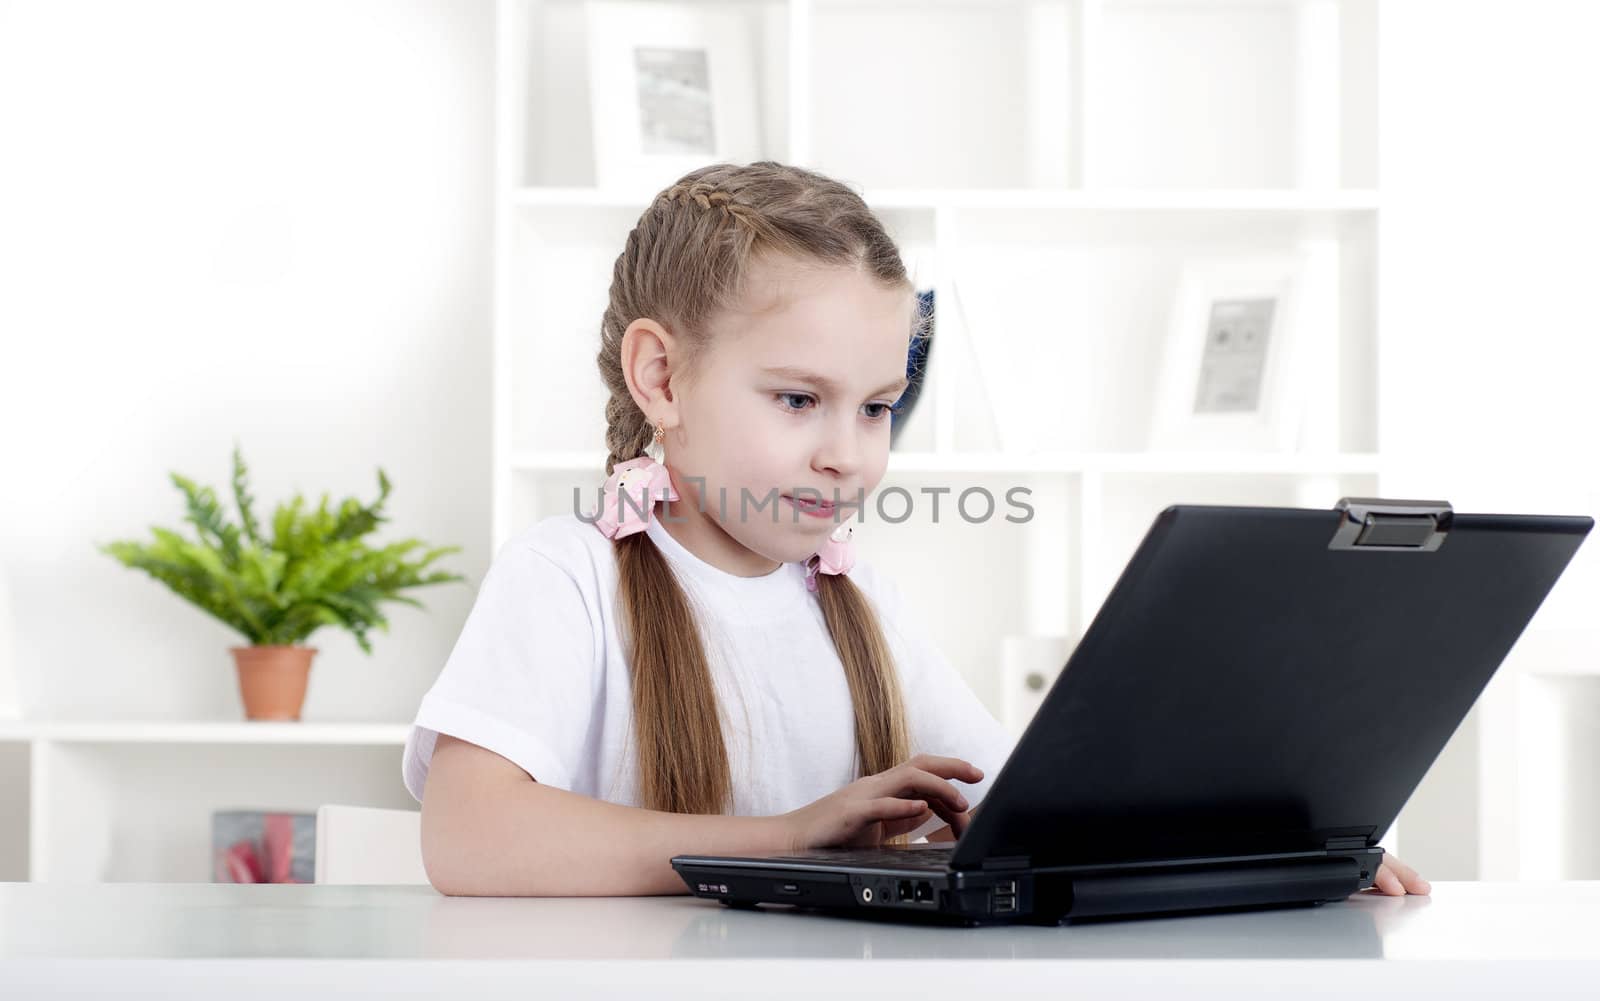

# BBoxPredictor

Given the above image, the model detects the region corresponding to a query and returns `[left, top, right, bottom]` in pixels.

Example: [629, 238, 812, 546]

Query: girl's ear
[620, 317, 682, 424]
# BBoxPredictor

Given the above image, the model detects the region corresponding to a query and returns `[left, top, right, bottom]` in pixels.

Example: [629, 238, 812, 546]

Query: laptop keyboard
[768, 843, 957, 867]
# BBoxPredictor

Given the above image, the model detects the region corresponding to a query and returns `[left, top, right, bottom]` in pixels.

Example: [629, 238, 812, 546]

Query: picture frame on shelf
[1148, 253, 1309, 453]
[584, 1, 764, 191]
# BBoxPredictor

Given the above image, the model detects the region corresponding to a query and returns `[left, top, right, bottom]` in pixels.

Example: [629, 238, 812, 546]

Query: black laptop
[671, 498, 1593, 925]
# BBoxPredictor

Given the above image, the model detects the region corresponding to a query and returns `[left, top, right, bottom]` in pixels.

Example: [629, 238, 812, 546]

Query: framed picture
[584, 1, 764, 191]
[1148, 254, 1308, 452]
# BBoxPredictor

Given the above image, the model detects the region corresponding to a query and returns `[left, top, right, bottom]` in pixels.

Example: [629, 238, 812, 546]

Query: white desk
[2, 881, 1597, 998]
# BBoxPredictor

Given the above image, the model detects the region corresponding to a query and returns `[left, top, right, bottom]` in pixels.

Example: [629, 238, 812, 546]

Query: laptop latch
[1329, 497, 1453, 552]
[1324, 836, 1370, 851]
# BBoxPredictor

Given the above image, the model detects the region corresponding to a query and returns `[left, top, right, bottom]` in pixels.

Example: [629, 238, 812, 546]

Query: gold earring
[644, 419, 666, 463]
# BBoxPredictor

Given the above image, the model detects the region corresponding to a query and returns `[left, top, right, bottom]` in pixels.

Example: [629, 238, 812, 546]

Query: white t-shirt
[402, 511, 1016, 841]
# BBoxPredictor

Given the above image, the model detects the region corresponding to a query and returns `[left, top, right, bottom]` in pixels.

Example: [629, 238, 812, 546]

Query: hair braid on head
[657, 178, 780, 244]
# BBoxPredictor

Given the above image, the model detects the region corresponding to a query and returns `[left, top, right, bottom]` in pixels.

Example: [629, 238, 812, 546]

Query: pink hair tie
[805, 520, 857, 593]
[592, 455, 677, 540]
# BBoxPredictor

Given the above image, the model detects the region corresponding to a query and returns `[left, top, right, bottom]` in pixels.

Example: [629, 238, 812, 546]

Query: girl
[402, 161, 1430, 901]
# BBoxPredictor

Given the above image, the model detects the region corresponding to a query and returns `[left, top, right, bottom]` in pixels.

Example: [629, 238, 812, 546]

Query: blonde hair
[595, 161, 925, 819]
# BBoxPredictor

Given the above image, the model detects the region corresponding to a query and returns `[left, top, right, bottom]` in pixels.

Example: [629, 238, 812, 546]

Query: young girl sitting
[402, 161, 1429, 901]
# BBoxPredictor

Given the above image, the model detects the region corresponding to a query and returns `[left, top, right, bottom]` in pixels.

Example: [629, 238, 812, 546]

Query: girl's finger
[873, 767, 969, 814]
[857, 796, 932, 825]
[879, 806, 934, 838]
[1393, 866, 1431, 895]
[906, 753, 985, 783]
[861, 793, 962, 835]
[909, 793, 965, 832]
[1371, 863, 1405, 896]
[1382, 854, 1432, 894]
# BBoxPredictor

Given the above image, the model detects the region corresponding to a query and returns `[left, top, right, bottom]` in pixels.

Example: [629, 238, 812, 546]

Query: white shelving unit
[493, 0, 1383, 703]
[0, 722, 411, 746]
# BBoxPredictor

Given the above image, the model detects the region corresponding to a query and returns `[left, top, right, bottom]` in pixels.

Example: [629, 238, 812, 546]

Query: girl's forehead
[738, 258, 904, 319]
[714, 265, 914, 380]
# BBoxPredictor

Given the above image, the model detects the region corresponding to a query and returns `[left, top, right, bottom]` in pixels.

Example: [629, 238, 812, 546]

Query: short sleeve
[402, 538, 599, 802]
[868, 571, 1019, 841]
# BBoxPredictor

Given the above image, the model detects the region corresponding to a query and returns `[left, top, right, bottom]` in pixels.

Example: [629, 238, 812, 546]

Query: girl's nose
[811, 420, 863, 479]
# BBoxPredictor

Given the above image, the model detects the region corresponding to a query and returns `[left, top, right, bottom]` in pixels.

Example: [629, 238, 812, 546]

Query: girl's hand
[777, 753, 983, 853]
[924, 804, 979, 842]
[1366, 852, 1431, 896]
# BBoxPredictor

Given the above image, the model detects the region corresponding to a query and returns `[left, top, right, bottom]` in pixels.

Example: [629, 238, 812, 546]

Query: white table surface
[3, 881, 1597, 998]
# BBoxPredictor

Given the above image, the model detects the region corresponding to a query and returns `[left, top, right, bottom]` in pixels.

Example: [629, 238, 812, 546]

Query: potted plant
[100, 446, 464, 720]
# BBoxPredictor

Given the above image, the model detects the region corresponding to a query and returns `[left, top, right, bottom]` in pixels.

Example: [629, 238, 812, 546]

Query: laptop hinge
[979, 855, 1032, 871]
[1324, 836, 1370, 851]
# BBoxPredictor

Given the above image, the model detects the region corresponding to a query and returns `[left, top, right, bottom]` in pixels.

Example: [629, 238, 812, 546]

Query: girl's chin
[754, 532, 832, 565]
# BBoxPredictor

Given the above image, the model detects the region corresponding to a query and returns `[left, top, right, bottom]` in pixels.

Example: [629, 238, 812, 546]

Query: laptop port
[994, 879, 1017, 896]
[913, 881, 933, 903]
[777, 882, 800, 896]
[897, 880, 913, 902]
[994, 895, 1017, 914]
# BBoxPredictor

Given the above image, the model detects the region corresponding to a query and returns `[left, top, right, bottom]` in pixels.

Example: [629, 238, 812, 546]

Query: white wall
[1380, 0, 1600, 879]
[0, 0, 494, 722]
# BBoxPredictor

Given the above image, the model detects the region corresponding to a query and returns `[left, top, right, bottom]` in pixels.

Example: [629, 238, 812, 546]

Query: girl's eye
[776, 393, 905, 422]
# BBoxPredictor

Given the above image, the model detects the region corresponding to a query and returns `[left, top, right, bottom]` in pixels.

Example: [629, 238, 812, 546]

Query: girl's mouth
[782, 494, 836, 519]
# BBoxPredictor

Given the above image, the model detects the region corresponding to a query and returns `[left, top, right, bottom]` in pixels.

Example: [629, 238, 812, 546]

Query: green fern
[99, 445, 464, 652]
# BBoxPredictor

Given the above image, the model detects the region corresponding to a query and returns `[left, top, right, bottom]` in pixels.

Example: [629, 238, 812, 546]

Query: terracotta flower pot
[230, 645, 316, 721]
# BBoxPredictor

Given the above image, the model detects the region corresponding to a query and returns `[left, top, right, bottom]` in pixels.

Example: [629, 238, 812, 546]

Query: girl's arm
[420, 733, 788, 896]
[421, 735, 979, 896]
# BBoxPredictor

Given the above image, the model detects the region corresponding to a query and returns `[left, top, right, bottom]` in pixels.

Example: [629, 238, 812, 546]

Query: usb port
[994, 879, 1016, 896]
[994, 895, 1016, 914]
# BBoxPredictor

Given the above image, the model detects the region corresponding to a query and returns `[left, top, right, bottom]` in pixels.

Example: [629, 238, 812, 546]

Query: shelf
[0, 721, 411, 746]
[888, 451, 1382, 476]
[508, 449, 1383, 477]
[511, 186, 1381, 213]
[512, 0, 1375, 190]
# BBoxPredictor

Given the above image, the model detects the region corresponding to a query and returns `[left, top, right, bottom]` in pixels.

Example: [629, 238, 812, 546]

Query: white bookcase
[494, 0, 1381, 711]
[10, 0, 1589, 885]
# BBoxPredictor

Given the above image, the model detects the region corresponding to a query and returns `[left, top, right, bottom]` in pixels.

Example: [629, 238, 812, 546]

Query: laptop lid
[950, 500, 1593, 870]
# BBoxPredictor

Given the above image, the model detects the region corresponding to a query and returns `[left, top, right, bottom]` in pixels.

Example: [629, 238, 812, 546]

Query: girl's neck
[655, 493, 784, 579]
